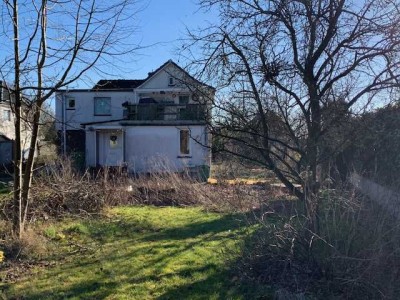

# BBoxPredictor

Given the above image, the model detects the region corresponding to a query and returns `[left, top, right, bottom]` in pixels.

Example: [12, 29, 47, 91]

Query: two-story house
[55, 60, 214, 177]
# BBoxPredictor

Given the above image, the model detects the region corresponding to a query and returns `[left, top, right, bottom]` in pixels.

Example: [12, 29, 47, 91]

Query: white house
[55, 60, 214, 177]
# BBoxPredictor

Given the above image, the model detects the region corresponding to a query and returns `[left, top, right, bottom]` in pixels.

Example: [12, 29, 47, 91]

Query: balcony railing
[124, 103, 207, 122]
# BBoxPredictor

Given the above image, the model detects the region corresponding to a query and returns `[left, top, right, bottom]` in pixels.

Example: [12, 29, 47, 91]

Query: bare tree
[184, 0, 400, 230]
[0, 0, 141, 237]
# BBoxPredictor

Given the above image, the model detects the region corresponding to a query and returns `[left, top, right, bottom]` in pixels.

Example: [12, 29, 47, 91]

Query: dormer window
[168, 77, 175, 86]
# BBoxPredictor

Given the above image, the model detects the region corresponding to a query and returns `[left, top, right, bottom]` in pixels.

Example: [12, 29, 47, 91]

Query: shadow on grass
[2, 207, 267, 299]
[22, 280, 118, 300]
[140, 213, 247, 241]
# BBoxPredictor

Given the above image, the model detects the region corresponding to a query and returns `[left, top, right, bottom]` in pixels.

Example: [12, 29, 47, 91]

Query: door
[98, 130, 124, 166]
[0, 141, 12, 164]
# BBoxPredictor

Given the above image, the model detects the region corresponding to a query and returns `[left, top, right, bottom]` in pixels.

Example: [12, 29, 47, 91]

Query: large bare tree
[0, 0, 141, 237]
[184, 0, 400, 230]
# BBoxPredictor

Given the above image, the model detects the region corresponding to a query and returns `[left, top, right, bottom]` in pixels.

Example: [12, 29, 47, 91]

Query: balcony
[122, 103, 207, 124]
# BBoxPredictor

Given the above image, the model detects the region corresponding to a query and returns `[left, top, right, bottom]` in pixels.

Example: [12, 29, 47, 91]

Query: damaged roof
[90, 60, 215, 91]
[92, 79, 146, 90]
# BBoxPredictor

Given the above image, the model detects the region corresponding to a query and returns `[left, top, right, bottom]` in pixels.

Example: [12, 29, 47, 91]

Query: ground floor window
[180, 129, 190, 155]
[2, 109, 11, 121]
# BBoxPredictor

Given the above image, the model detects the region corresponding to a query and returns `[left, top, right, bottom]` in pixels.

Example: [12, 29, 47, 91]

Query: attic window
[168, 77, 175, 86]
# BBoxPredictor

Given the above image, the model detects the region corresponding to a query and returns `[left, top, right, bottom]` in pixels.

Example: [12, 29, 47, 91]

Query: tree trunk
[21, 105, 41, 228]
[12, 0, 23, 237]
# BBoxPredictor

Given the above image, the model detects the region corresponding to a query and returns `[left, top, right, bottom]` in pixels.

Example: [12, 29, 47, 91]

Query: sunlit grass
[1, 206, 266, 299]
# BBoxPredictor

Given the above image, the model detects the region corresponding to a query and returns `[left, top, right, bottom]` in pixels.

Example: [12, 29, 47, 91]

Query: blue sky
[0, 0, 217, 90]
[98, 0, 217, 85]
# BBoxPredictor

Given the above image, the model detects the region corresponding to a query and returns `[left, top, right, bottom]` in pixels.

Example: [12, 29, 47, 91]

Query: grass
[0, 206, 268, 299]
[0, 182, 10, 195]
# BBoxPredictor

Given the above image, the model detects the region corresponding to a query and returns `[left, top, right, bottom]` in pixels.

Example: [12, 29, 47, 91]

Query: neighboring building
[55, 60, 214, 176]
[0, 81, 32, 166]
[0, 82, 15, 140]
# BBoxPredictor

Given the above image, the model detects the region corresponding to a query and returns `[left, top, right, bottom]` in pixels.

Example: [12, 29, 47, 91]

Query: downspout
[123, 128, 126, 165]
[61, 93, 66, 155]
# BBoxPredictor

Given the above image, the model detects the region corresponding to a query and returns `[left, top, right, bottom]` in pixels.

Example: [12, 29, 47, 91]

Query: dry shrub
[28, 158, 265, 218]
[3, 158, 258, 224]
[240, 187, 400, 299]
[5, 157, 288, 224]
[2, 229, 48, 260]
[212, 159, 275, 181]
[28, 159, 133, 219]
[127, 170, 283, 212]
[129, 171, 208, 206]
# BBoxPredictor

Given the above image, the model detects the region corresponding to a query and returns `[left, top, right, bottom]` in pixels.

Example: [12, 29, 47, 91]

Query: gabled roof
[137, 59, 215, 91]
[92, 79, 146, 90]
[90, 60, 215, 91]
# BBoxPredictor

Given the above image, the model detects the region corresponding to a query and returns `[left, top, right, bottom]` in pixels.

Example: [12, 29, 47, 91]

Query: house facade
[55, 60, 214, 176]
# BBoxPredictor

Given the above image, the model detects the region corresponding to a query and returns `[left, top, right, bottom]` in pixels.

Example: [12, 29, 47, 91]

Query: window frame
[2, 109, 11, 122]
[168, 76, 175, 86]
[94, 97, 112, 116]
[178, 95, 190, 105]
[66, 97, 76, 110]
[178, 129, 191, 157]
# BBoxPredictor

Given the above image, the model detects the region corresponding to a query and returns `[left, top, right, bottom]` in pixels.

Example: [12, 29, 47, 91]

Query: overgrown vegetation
[1, 158, 399, 298]
[239, 187, 400, 299]
[0, 159, 271, 223]
[350, 104, 400, 189]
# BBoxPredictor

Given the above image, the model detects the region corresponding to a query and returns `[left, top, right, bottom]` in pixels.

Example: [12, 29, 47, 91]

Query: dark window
[179, 95, 189, 104]
[67, 98, 75, 109]
[168, 77, 175, 86]
[94, 97, 111, 115]
[180, 129, 190, 155]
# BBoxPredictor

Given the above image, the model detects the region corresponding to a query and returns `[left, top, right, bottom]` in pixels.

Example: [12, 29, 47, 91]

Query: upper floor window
[94, 97, 111, 115]
[179, 95, 189, 105]
[2, 109, 11, 121]
[67, 98, 75, 110]
[168, 77, 175, 86]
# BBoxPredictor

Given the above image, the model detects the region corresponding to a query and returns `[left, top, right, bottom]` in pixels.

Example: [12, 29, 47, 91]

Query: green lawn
[1, 206, 269, 299]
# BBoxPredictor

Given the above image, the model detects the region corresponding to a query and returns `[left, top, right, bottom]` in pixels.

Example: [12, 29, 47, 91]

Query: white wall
[139, 64, 186, 90]
[55, 90, 135, 131]
[124, 125, 210, 173]
[0, 102, 32, 156]
[0, 102, 14, 139]
[85, 125, 210, 173]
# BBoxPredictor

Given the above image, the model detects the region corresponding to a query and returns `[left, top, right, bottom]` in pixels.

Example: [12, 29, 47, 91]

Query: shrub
[239, 187, 400, 299]
[2, 229, 48, 260]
